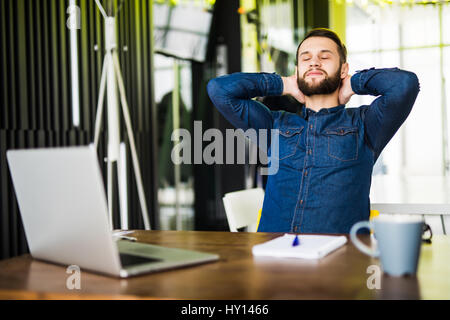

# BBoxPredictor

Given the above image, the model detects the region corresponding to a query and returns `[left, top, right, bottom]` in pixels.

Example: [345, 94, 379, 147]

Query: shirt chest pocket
[324, 127, 358, 161]
[272, 127, 304, 160]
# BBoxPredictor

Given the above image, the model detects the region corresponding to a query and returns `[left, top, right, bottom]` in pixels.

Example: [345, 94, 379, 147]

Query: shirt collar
[300, 104, 345, 119]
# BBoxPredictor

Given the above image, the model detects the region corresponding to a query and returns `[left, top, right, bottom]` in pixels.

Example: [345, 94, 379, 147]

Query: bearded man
[207, 28, 420, 234]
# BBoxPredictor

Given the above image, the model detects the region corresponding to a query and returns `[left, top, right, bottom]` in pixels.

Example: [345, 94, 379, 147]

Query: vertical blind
[0, 0, 159, 260]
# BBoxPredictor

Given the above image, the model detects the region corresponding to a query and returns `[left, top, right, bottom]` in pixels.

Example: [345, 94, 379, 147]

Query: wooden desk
[0, 231, 449, 300]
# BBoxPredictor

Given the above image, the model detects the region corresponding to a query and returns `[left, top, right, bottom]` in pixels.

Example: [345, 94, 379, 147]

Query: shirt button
[310, 125, 313, 130]
[304, 170, 308, 176]
[308, 149, 312, 155]
[293, 226, 299, 233]
[300, 200, 303, 204]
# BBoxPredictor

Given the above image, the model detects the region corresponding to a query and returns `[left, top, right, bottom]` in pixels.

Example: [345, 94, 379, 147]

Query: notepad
[252, 234, 348, 259]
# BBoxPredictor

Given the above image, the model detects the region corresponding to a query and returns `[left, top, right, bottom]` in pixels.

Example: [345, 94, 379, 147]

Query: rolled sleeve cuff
[351, 67, 403, 96]
[350, 67, 375, 95]
[262, 73, 284, 96]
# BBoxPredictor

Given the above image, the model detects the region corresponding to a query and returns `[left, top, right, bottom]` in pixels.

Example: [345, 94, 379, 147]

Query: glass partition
[346, 1, 450, 177]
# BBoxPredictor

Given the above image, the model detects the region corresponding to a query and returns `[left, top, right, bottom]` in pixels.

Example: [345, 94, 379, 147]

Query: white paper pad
[252, 234, 348, 259]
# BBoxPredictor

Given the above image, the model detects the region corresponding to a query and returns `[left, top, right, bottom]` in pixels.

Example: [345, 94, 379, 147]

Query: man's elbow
[403, 70, 420, 97]
[206, 77, 220, 101]
[207, 76, 234, 112]
[393, 70, 420, 112]
[207, 77, 226, 106]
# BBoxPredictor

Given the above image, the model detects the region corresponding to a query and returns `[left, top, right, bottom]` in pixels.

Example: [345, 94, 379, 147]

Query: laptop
[6, 146, 219, 278]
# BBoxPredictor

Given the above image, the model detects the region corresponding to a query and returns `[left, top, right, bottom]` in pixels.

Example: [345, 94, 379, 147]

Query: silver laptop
[6, 146, 219, 278]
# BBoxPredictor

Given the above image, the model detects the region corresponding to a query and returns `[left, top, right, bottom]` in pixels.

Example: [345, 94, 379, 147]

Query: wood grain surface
[0, 231, 448, 300]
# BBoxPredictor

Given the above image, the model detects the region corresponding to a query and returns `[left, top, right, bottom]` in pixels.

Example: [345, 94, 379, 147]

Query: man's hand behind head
[282, 72, 306, 104]
[338, 74, 355, 105]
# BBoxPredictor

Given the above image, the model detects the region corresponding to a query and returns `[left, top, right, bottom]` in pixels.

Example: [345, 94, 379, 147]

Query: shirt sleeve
[206, 72, 283, 132]
[351, 67, 420, 159]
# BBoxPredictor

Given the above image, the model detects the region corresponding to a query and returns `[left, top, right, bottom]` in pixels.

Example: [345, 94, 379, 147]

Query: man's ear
[341, 62, 349, 79]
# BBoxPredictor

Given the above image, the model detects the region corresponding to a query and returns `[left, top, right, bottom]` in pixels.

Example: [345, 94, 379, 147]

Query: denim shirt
[207, 68, 420, 234]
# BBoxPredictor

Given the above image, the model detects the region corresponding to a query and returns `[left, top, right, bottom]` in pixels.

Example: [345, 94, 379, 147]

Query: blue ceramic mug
[350, 215, 424, 276]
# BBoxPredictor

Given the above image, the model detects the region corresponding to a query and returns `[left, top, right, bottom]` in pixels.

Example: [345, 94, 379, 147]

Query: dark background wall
[304, 0, 329, 31]
[0, 0, 159, 260]
[192, 0, 244, 231]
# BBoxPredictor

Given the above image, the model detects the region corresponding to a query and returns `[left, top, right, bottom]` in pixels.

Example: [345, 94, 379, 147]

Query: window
[346, 1, 450, 176]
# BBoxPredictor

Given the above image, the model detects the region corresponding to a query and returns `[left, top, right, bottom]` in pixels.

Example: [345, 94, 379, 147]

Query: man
[207, 28, 420, 234]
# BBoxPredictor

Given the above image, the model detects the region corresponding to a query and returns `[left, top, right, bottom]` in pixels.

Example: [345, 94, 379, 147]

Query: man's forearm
[207, 72, 283, 103]
[353, 67, 420, 157]
[206, 72, 282, 131]
[350, 67, 419, 98]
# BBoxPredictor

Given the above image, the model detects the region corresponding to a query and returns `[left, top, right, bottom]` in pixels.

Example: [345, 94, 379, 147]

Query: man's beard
[297, 65, 342, 96]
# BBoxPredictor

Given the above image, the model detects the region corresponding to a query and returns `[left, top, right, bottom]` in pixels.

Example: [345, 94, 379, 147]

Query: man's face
[296, 36, 346, 96]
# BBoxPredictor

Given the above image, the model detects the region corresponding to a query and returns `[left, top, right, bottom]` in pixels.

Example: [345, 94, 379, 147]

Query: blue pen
[292, 235, 300, 247]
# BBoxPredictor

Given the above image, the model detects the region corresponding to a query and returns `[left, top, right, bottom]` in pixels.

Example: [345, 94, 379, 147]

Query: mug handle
[350, 221, 380, 258]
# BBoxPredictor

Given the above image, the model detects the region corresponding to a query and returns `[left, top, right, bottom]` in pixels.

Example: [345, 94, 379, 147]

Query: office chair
[222, 188, 265, 232]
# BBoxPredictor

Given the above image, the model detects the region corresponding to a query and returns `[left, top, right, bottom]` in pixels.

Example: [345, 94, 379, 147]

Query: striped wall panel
[0, 0, 159, 260]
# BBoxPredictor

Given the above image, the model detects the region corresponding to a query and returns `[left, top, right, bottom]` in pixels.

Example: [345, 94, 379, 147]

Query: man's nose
[309, 56, 320, 67]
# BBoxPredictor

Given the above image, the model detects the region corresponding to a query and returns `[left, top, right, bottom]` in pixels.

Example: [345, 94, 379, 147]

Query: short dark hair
[296, 28, 347, 65]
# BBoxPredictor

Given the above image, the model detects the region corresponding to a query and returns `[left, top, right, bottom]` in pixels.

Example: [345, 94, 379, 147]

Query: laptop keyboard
[119, 253, 162, 267]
